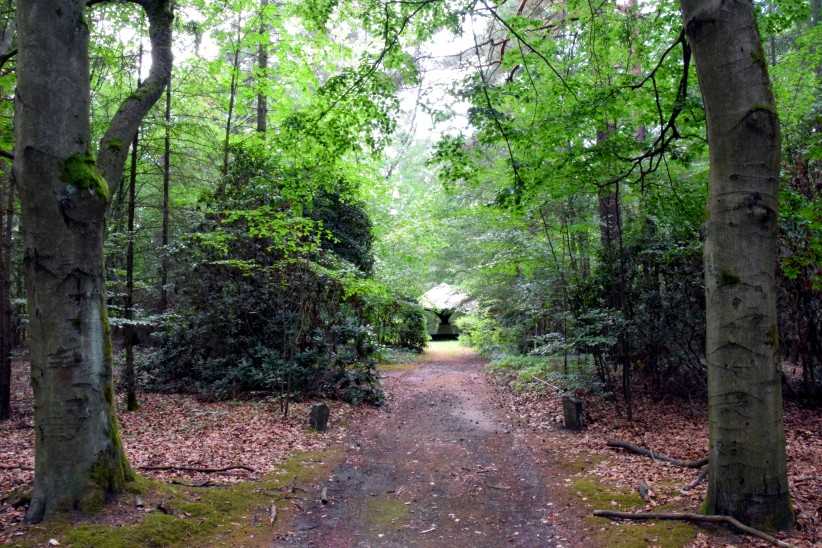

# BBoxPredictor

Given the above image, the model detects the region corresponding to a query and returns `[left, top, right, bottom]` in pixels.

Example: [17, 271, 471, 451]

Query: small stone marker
[309, 403, 330, 432]
[562, 394, 585, 430]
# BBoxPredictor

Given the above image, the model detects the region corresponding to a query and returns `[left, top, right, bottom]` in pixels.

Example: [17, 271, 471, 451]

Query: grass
[8, 448, 344, 548]
[363, 497, 409, 529]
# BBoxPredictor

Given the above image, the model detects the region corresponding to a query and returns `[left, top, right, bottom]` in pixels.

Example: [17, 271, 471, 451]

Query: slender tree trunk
[256, 0, 268, 134]
[0, 165, 12, 421]
[124, 130, 138, 412]
[680, 0, 792, 530]
[597, 125, 621, 265]
[220, 19, 242, 184]
[15, 0, 172, 523]
[123, 42, 143, 412]
[160, 77, 171, 312]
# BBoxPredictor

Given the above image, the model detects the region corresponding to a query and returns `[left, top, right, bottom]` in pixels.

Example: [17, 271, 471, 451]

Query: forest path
[276, 341, 565, 547]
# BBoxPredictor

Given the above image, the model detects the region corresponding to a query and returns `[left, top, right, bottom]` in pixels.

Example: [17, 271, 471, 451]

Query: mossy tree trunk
[680, 0, 792, 530]
[14, 0, 172, 523]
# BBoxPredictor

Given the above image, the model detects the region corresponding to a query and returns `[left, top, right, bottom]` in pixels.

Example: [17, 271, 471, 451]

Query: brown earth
[275, 342, 589, 547]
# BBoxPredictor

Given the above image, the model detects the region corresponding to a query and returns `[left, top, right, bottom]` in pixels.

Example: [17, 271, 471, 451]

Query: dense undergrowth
[140, 144, 428, 404]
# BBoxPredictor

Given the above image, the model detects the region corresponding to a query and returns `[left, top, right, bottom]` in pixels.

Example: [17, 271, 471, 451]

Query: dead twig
[592, 510, 793, 548]
[606, 439, 707, 468]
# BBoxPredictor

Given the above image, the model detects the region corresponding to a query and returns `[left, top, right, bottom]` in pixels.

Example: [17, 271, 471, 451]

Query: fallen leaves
[0, 357, 371, 542]
[487, 371, 822, 548]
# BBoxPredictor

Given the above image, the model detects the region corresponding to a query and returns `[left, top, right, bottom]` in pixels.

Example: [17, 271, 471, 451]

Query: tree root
[681, 465, 708, 492]
[592, 510, 794, 548]
[606, 439, 708, 468]
[140, 465, 255, 474]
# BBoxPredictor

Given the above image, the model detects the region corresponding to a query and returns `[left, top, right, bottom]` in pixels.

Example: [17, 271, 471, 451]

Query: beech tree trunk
[15, 0, 172, 523]
[680, 0, 792, 530]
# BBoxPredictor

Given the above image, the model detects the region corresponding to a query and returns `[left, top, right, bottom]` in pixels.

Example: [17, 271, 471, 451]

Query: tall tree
[220, 16, 242, 182]
[124, 126, 139, 411]
[0, 165, 12, 421]
[680, 0, 792, 529]
[256, 0, 268, 134]
[123, 40, 144, 412]
[159, 76, 171, 312]
[15, 0, 172, 522]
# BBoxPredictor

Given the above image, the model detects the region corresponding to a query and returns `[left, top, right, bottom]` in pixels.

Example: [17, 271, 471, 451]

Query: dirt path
[277, 342, 571, 547]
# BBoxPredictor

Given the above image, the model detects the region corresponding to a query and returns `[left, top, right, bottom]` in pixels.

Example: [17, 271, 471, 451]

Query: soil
[276, 342, 587, 547]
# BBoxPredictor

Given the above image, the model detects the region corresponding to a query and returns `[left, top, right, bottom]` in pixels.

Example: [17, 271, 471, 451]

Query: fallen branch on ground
[606, 439, 708, 468]
[531, 376, 562, 392]
[140, 465, 255, 474]
[592, 510, 793, 548]
[169, 479, 218, 488]
[681, 465, 708, 492]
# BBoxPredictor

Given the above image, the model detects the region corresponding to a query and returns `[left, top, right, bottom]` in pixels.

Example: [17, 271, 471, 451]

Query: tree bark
[159, 77, 171, 312]
[220, 17, 242, 185]
[256, 0, 268, 134]
[14, 0, 172, 523]
[0, 164, 12, 421]
[680, 0, 792, 530]
[123, 41, 143, 412]
[124, 130, 138, 412]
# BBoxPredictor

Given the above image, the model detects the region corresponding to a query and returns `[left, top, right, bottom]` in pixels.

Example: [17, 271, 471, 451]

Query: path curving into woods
[277, 342, 571, 547]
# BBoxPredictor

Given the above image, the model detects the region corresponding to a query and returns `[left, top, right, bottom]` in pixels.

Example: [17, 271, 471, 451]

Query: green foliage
[145, 257, 384, 404]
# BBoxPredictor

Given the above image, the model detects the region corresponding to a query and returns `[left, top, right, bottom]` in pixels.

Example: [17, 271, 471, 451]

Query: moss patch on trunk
[61, 153, 110, 202]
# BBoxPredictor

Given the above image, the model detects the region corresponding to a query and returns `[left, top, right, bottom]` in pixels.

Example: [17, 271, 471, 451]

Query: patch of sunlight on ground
[424, 340, 473, 360]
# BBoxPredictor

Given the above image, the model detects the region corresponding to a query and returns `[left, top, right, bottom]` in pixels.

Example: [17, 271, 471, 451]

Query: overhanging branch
[95, 0, 173, 198]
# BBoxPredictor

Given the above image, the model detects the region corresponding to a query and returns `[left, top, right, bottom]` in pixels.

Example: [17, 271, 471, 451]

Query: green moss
[591, 519, 697, 548]
[10, 449, 345, 548]
[718, 270, 741, 287]
[364, 497, 408, 528]
[573, 478, 644, 511]
[558, 454, 605, 474]
[65, 513, 198, 548]
[574, 478, 697, 547]
[106, 138, 125, 152]
[61, 153, 110, 202]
